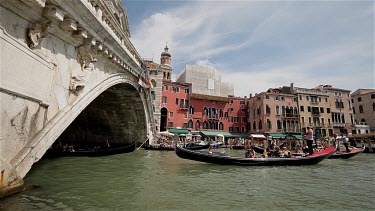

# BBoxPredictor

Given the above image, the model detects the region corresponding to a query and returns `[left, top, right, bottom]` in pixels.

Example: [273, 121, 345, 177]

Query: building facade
[248, 88, 300, 134]
[351, 89, 375, 133]
[176, 64, 234, 97]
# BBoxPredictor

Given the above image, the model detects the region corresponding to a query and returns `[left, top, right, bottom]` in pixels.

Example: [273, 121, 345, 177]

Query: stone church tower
[144, 44, 172, 133]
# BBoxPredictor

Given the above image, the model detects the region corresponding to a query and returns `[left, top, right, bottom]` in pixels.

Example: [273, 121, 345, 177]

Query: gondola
[143, 143, 210, 151]
[328, 146, 365, 159]
[143, 144, 174, 151]
[46, 141, 136, 157]
[231, 145, 245, 150]
[175, 145, 336, 166]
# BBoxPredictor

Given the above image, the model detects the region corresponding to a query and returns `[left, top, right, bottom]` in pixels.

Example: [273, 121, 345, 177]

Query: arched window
[196, 120, 200, 130]
[204, 107, 208, 116]
[189, 120, 193, 128]
[163, 72, 166, 79]
[253, 121, 256, 130]
[259, 120, 262, 130]
[167, 72, 170, 79]
[277, 120, 282, 130]
[151, 79, 157, 88]
[203, 121, 208, 129]
[276, 105, 280, 115]
[189, 106, 194, 115]
[282, 106, 285, 114]
[220, 109, 223, 117]
[359, 105, 364, 113]
[267, 119, 271, 129]
[219, 122, 224, 130]
[266, 104, 271, 114]
[210, 121, 215, 130]
[294, 107, 298, 115]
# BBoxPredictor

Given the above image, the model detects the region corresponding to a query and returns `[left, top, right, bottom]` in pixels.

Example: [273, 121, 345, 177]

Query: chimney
[290, 83, 294, 93]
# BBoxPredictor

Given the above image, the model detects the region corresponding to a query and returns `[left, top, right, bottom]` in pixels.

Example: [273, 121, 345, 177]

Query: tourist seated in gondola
[186, 139, 195, 147]
[295, 145, 304, 154]
[245, 146, 256, 158]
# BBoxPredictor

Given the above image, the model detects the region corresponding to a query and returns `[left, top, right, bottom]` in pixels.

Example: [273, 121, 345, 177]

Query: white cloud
[129, 1, 374, 97]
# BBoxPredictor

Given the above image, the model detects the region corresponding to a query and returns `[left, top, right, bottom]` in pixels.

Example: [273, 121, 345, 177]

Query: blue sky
[123, 0, 374, 97]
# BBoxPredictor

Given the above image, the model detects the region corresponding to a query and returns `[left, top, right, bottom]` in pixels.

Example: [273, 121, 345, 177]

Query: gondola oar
[137, 139, 148, 151]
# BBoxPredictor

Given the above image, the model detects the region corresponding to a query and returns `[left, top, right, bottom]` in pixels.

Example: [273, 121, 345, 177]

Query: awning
[250, 134, 266, 139]
[229, 133, 249, 138]
[169, 128, 189, 134]
[267, 133, 286, 139]
[200, 131, 232, 137]
[199, 131, 249, 138]
[292, 135, 303, 140]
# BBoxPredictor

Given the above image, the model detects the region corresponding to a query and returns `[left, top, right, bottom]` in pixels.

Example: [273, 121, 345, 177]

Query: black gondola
[143, 143, 210, 151]
[47, 141, 136, 157]
[231, 145, 245, 150]
[175, 145, 336, 166]
[143, 144, 174, 151]
[329, 146, 364, 159]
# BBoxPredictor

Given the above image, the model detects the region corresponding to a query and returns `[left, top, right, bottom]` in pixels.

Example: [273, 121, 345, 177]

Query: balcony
[179, 104, 189, 110]
[333, 122, 346, 127]
[310, 100, 319, 104]
[208, 114, 219, 120]
[312, 111, 320, 117]
[282, 113, 300, 119]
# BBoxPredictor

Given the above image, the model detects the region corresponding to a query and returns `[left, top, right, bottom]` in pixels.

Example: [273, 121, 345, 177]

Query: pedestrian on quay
[304, 126, 314, 155]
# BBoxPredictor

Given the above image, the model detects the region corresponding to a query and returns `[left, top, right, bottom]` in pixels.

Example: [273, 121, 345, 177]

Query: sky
[123, 0, 374, 97]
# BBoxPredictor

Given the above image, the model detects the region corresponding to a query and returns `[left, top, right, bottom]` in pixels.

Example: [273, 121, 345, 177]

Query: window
[299, 95, 302, 100]
[240, 100, 245, 105]
[301, 117, 305, 123]
[276, 106, 280, 115]
[325, 98, 328, 102]
[176, 87, 180, 92]
[309, 117, 312, 124]
[358, 97, 362, 102]
[151, 79, 157, 88]
[195, 121, 200, 130]
[265, 95, 269, 99]
[321, 118, 325, 125]
[300, 106, 304, 112]
[306, 96, 310, 101]
[320, 107, 324, 113]
[168, 122, 173, 128]
[185, 88, 189, 94]
[359, 105, 364, 113]
[169, 112, 173, 117]
[258, 120, 262, 130]
[241, 116, 246, 123]
[184, 113, 188, 118]
[162, 96, 167, 103]
[163, 85, 168, 91]
[204, 107, 208, 116]
[277, 120, 282, 129]
[318, 97, 321, 102]
[183, 123, 188, 128]
[189, 106, 194, 115]
[219, 122, 224, 130]
[328, 119, 331, 125]
[308, 106, 311, 112]
[175, 98, 179, 105]
[187, 120, 193, 128]
[371, 94, 375, 99]
[326, 108, 331, 113]
[253, 122, 256, 130]
[353, 107, 355, 114]
[266, 104, 271, 114]
[267, 119, 271, 129]
[234, 117, 238, 123]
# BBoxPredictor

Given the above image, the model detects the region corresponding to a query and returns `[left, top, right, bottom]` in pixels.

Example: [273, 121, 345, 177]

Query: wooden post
[368, 139, 373, 152]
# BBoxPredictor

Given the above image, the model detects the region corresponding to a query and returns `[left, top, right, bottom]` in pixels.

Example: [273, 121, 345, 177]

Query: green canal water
[1, 149, 374, 211]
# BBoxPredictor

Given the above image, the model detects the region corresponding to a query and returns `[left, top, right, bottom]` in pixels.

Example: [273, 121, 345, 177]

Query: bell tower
[160, 43, 172, 81]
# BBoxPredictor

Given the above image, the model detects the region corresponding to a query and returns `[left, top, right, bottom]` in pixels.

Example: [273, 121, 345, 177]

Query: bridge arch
[11, 74, 151, 181]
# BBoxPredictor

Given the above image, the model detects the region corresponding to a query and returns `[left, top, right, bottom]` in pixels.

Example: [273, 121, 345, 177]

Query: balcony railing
[208, 114, 219, 120]
[282, 113, 300, 118]
[179, 105, 189, 110]
[333, 122, 346, 127]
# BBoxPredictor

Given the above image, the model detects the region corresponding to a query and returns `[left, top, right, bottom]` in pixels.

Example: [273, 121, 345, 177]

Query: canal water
[1, 149, 374, 210]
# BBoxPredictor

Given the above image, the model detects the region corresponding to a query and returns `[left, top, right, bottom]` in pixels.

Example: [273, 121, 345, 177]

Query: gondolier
[305, 126, 314, 155]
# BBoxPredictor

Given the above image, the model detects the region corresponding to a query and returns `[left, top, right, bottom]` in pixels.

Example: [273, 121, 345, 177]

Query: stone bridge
[0, 0, 155, 197]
